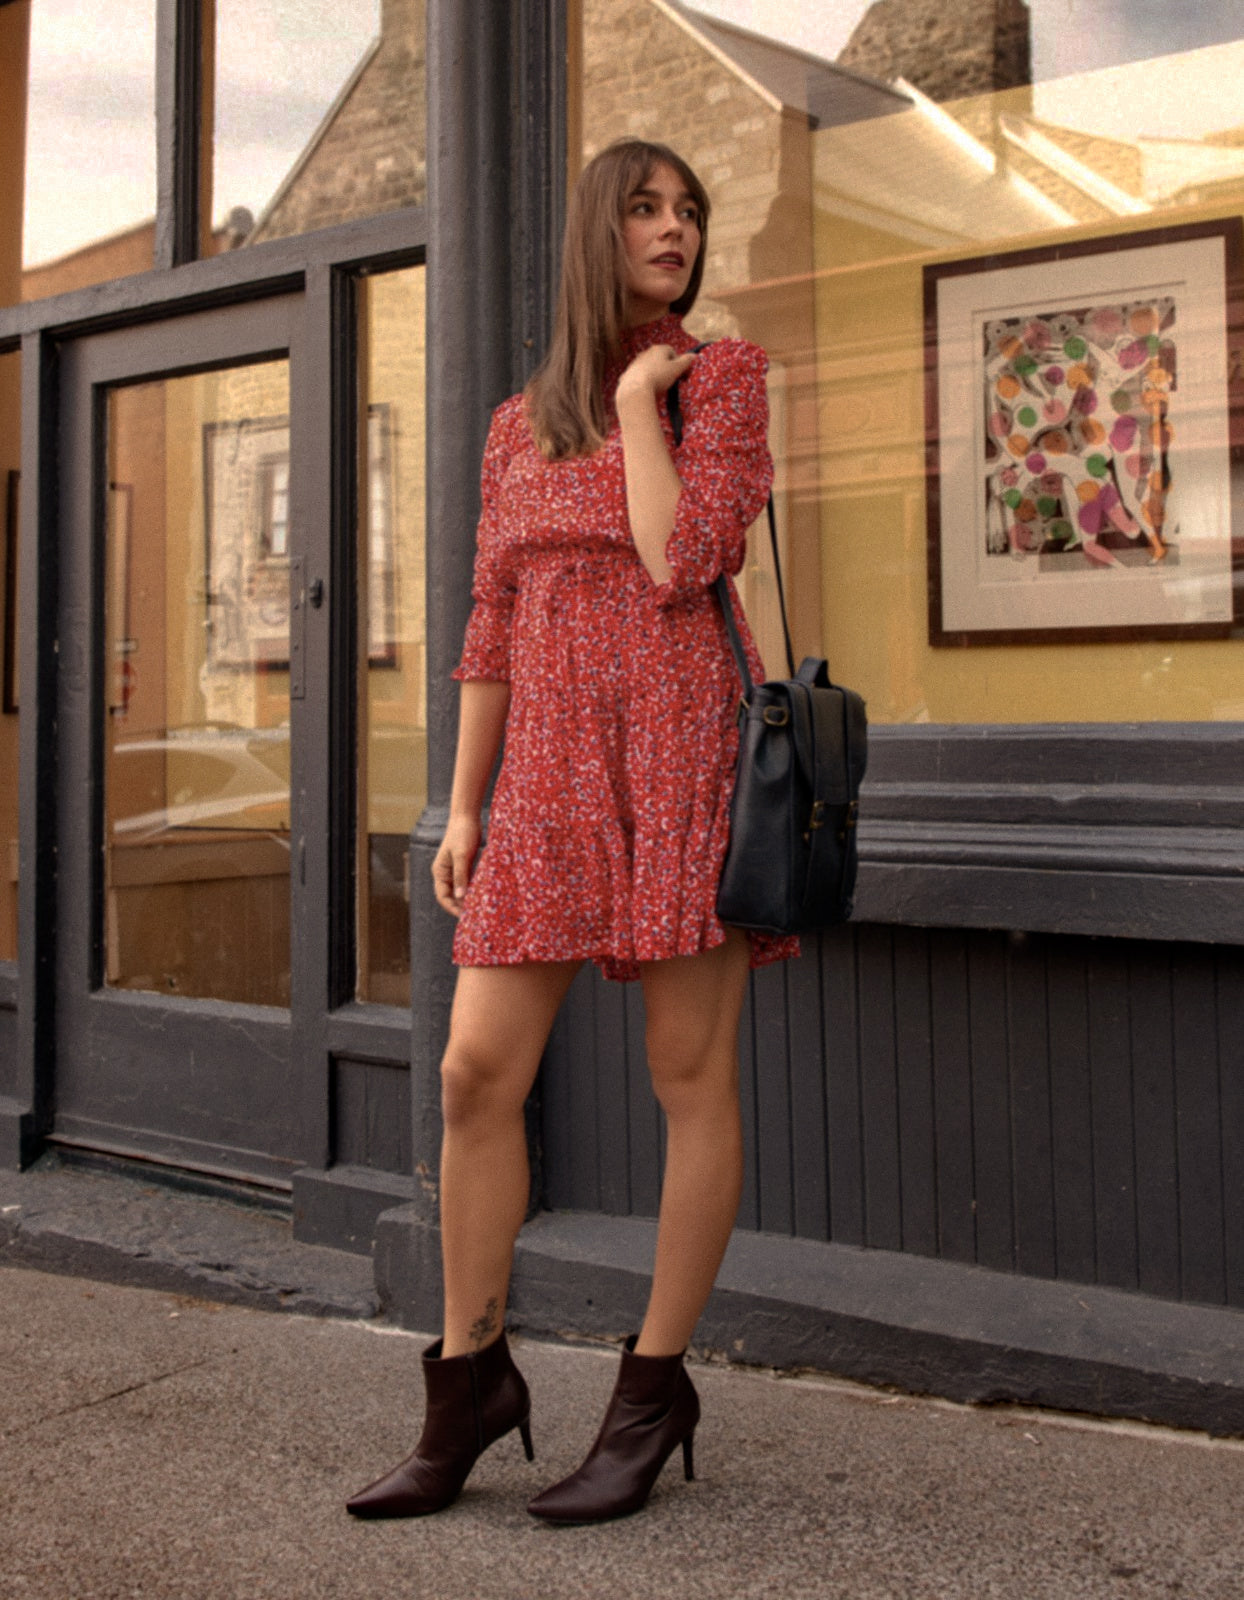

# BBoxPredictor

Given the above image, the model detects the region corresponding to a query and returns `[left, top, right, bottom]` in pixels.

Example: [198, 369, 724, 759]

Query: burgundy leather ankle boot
[346, 1330, 533, 1518]
[527, 1335, 699, 1524]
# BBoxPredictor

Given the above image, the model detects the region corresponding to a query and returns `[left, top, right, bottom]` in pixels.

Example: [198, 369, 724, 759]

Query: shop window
[212, 0, 426, 249]
[575, 0, 1244, 723]
[4, 0, 157, 303]
[0, 348, 17, 960]
[104, 360, 293, 1005]
[355, 264, 426, 1004]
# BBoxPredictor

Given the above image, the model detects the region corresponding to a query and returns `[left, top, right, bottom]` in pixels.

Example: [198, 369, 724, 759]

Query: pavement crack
[2, 1358, 214, 1438]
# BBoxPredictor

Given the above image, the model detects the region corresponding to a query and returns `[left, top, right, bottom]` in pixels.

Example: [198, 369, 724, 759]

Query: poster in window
[925, 218, 1243, 645]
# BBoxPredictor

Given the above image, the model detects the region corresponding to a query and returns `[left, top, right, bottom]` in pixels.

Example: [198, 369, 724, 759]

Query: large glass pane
[0, 350, 18, 961]
[17, 0, 157, 299]
[577, 0, 1244, 723]
[212, 0, 426, 248]
[356, 265, 426, 1003]
[105, 360, 292, 1005]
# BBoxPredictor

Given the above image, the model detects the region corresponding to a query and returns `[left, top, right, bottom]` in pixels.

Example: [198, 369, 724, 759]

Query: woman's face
[620, 161, 702, 325]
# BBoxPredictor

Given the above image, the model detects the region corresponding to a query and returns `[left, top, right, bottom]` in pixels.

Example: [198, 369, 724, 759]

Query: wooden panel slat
[568, 971, 601, 1213]
[1216, 951, 1244, 1310]
[332, 1058, 411, 1175]
[1172, 952, 1226, 1305]
[752, 961, 794, 1235]
[929, 931, 975, 1263]
[540, 976, 583, 1210]
[1088, 946, 1139, 1291]
[1045, 938, 1096, 1283]
[968, 931, 1014, 1271]
[823, 926, 865, 1247]
[788, 940, 829, 1241]
[1129, 949, 1181, 1302]
[736, 978, 761, 1232]
[624, 982, 662, 1218]
[894, 928, 937, 1257]
[594, 975, 632, 1215]
[1008, 937, 1056, 1280]
[857, 926, 902, 1252]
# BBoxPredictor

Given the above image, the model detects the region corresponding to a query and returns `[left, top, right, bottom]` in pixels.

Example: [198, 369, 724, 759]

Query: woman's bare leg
[440, 960, 581, 1358]
[635, 931, 751, 1356]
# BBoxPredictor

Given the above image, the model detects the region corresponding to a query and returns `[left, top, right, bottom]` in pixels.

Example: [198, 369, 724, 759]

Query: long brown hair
[526, 139, 710, 461]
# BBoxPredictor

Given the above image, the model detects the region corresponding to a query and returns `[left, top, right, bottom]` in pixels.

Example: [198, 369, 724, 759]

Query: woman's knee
[646, 1031, 738, 1119]
[439, 1034, 532, 1130]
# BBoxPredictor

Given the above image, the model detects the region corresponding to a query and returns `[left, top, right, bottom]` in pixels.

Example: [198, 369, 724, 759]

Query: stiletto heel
[682, 1431, 695, 1482]
[520, 1417, 535, 1461]
[528, 1336, 700, 1524]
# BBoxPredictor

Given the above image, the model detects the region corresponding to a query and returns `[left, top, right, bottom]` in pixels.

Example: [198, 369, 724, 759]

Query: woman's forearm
[449, 679, 511, 818]
[618, 388, 682, 586]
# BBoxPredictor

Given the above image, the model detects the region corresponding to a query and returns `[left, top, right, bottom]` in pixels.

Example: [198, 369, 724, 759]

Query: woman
[347, 138, 797, 1526]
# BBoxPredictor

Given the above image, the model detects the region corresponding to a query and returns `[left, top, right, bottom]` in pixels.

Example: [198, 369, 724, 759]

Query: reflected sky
[693, 0, 1244, 84]
[18, 0, 1244, 270]
[22, 0, 378, 266]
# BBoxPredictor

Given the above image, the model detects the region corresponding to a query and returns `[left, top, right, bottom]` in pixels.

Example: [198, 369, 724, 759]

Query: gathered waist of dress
[517, 543, 657, 602]
[520, 542, 642, 573]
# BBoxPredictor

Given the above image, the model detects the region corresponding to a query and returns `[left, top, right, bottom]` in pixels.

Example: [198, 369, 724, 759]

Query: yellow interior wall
[362, 266, 427, 837]
[161, 361, 292, 828]
[813, 69, 1244, 725]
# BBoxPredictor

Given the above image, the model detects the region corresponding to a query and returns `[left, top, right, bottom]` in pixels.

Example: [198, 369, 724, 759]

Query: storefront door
[54, 296, 319, 1186]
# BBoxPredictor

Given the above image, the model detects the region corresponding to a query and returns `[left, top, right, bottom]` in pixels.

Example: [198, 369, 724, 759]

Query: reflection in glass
[19, 0, 156, 295]
[356, 266, 426, 1003]
[580, 0, 1244, 722]
[213, 0, 426, 247]
[105, 362, 292, 1005]
[0, 350, 18, 960]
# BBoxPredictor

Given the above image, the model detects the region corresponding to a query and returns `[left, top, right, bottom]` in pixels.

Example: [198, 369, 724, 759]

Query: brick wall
[837, 0, 1031, 102]
[252, 0, 427, 243]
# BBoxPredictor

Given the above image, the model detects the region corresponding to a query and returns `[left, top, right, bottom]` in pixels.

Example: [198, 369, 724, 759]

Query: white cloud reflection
[22, 0, 379, 268]
[19, 0, 1244, 270]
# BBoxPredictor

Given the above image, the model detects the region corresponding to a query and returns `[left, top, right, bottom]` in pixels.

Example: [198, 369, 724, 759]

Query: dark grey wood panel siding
[538, 927, 1244, 1310]
[332, 1057, 412, 1175]
[0, 1003, 15, 1097]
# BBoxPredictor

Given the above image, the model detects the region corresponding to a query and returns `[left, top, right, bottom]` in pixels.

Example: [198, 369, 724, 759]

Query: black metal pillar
[383, 0, 521, 1326]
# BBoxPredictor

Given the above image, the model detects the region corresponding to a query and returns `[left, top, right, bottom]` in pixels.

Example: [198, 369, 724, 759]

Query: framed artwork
[925, 217, 1243, 645]
[3, 470, 17, 714]
[204, 407, 397, 671]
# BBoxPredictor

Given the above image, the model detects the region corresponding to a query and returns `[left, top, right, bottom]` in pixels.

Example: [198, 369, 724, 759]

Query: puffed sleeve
[654, 339, 774, 607]
[452, 398, 522, 682]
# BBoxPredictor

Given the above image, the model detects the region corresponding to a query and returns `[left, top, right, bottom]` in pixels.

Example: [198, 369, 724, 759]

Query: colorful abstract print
[983, 300, 1176, 572]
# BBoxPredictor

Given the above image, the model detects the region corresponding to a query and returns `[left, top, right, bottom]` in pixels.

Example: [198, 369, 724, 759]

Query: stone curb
[0, 1153, 379, 1321]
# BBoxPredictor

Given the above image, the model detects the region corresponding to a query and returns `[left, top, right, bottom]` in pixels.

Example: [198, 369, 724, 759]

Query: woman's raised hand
[616, 343, 698, 408]
[432, 813, 483, 917]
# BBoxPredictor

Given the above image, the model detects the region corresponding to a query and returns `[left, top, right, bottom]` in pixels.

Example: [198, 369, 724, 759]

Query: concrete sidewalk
[3, 1266, 1244, 1600]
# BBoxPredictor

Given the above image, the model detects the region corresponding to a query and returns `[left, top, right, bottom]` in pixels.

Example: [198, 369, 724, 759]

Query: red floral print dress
[451, 311, 800, 982]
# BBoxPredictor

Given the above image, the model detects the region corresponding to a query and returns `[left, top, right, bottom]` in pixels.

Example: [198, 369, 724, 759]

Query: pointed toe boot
[527, 1336, 699, 1525]
[347, 1331, 534, 1519]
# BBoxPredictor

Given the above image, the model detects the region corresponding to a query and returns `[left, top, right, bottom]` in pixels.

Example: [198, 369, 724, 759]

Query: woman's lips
[651, 254, 685, 270]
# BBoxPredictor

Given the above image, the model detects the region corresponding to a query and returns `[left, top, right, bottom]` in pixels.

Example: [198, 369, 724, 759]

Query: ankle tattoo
[469, 1298, 500, 1349]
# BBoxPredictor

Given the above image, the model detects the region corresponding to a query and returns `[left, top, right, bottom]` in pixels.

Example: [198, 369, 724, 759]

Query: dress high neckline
[618, 311, 685, 358]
